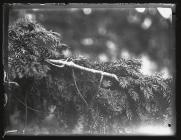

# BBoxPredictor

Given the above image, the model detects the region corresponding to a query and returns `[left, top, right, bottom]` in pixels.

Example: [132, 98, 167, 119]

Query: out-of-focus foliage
[5, 17, 174, 135]
[9, 7, 175, 75]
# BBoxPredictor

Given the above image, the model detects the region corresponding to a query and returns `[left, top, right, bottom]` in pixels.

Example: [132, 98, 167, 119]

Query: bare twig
[24, 94, 27, 134]
[4, 71, 20, 86]
[99, 73, 104, 89]
[3, 130, 18, 137]
[4, 81, 19, 86]
[12, 94, 55, 115]
[72, 69, 88, 106]
[46, 59, 119, 82]
[91, 105, 99, 131]
[4, 93, 8, 107]
[5, 130, 18, 133]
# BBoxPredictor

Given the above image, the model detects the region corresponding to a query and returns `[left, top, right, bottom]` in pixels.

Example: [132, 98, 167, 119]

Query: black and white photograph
[3, 3, 176, 136]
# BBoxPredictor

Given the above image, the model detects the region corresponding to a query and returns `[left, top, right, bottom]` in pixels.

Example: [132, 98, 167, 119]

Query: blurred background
[8, 5, 175, 78]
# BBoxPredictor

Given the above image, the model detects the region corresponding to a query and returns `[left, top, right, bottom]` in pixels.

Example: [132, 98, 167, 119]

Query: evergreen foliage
[5, 18, 174, 135]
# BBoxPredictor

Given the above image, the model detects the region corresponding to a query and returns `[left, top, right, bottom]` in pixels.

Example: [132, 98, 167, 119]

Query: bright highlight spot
[140, 55, 157, 76]
[62, 49, 72, 58]
[120, 49, 130, 59]
[106, 41, 116, 51]
[137, 125, 173, 135]
[157, 8, 172, 20]
[83, 8, 92, 15]
[141, 18, 152, 30]
[160, 67, 171, 79]
[135, 8, 145, 13]
[32, 9, 39, 11]
[81, 38, 94, 46]
[98, 54, 109, 62]
[25, 14, 35, 22]
[70, 8, 79, 12]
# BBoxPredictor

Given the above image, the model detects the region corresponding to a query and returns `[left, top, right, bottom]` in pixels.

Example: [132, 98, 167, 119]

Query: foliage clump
[5, 18, 174, 135]
[8, 18, 66, 79]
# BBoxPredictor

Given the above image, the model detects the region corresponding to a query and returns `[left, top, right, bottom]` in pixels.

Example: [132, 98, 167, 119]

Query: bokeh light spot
[106, 41, 116, 51]
[25, 14, 35, 22]
[141, 18, 152, 30]
[81, 38, 94, 46]
[157, 8, 172, 21]
[140, 55, 157, 76]
[160, 67, 171, 79]
[83, 8, 92, 15]
[135, 8, 145, 13]
[120, 49, 130, 59]
[98, 53, 109, 62]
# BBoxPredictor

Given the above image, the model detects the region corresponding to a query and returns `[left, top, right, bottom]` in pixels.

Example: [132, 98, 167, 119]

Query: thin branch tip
[46, 59, 120, 84]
